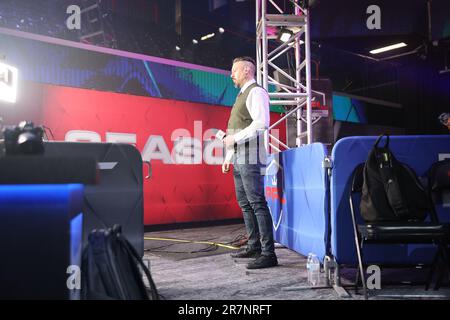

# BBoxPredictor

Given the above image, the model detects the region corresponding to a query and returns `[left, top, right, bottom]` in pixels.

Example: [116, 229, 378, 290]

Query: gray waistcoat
[227, 82, 259, 132]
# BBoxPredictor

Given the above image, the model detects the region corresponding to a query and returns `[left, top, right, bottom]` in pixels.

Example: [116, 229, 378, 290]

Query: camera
[1, 121, 45, 156]
[438, 113, 449, 126]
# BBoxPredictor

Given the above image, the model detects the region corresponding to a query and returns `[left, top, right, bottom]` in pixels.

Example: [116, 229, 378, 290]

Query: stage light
[175, 46, 181, 51]
[0, 62, 18, 103]
[277, 28, 304, 45]
[218, 27, 225, 34]
[192, 39, 198, 44]
[278, 28, 293, 43]
[201, 33, 215, 41]
[369, 42, 407, 54]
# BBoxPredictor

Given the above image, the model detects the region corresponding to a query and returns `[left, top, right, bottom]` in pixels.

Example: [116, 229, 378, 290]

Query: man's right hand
[222, 161, 230, 174]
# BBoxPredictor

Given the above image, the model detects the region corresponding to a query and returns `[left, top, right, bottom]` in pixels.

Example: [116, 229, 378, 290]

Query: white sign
[0, 62, 18, 103]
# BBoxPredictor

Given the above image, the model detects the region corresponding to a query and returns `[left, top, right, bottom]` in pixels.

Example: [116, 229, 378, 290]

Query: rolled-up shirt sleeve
[233, 87, 270, 144]
[224, 148, 234, 163]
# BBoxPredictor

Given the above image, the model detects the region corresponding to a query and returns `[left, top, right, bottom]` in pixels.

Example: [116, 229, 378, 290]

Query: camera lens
[2, 121, 45, 155]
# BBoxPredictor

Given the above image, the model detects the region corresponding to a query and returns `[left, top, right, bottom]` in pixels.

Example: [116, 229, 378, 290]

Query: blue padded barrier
[0, 184, 84, 299]
[330, 135, 450, 266]
[265, 143, 328, 262]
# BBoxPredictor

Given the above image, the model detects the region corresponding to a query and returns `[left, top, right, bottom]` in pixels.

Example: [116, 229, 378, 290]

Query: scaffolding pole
[79, 0, 116, 48]
[256, 0, 313, 150]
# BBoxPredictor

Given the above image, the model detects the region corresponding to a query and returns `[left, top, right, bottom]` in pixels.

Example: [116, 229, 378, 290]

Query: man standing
[222, 56, 278, 269]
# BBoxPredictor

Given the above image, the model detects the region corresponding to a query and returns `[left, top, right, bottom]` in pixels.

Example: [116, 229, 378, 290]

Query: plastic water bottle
[306, 253, 313, 284]
[307, 253, 320, 286]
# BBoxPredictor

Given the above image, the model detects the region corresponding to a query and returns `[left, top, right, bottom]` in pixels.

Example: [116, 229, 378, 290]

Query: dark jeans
[233, 152, 275, 256]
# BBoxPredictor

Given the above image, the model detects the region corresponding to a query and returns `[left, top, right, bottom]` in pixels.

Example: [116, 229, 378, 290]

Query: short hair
[233, 56, 256, 66]
[233, 56, 256, 76]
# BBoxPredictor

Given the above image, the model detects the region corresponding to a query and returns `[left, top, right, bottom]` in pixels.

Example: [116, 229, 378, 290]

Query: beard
[232, 79, 242, 89]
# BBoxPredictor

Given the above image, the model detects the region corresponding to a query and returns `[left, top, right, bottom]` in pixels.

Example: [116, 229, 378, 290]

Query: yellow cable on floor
[144, 237, 239, 250]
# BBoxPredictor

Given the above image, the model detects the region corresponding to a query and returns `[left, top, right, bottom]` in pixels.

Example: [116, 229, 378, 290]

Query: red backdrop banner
[2, 81, 286, 225]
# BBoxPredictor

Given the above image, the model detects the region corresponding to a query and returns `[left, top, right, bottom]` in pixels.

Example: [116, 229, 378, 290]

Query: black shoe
[230, 249, 261, 259]
[246, 254, 278, 269]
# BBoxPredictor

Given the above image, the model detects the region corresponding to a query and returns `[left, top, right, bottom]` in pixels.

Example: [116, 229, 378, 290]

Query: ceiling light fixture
[201, 33, 215, 41]
[370, 42, 407, 54]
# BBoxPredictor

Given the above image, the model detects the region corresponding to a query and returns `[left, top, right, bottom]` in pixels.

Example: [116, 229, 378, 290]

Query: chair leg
[433, 264, 444, 290]
[425, 247, 440, 291]
[349, 196, 367, 298]
[355, 263, 360, 294]
[355, 239, 367, 299]
[434, 243, 450, 290]
[442, 244, 450, 286]
[354, 240, 364, 292]
[433, 246, 446, 290]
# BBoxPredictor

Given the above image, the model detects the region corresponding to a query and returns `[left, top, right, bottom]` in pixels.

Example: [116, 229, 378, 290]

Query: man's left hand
[224, 134, 235, 148]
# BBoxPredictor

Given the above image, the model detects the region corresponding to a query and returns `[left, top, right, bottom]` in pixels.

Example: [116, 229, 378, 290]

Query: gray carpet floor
[143, 223, 450, 300]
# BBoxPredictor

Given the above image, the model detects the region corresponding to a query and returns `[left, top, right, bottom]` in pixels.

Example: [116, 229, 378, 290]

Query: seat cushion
[358, 222, 450, 243]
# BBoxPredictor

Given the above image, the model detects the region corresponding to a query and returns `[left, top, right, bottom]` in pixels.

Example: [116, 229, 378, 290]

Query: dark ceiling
[1, 0, 449, 134]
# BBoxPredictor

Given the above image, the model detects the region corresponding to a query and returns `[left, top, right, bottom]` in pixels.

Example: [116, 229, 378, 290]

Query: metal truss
[79, 0, 116, 48]
[256, 0, 313, 150]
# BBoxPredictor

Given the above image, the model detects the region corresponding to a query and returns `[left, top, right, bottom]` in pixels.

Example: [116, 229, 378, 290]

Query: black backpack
[81, 225, 159, 300]
[360, 134, 430, 222]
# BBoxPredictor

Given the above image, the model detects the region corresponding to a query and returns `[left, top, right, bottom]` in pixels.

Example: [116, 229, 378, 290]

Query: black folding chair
[349, 163, 450, 299]
[426, 159, 450, 289]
